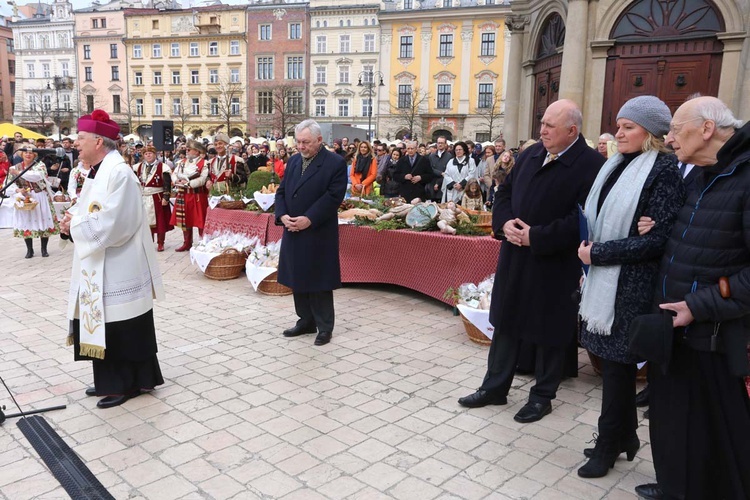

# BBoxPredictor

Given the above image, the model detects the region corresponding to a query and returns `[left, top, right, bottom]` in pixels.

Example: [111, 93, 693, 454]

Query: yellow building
[378, 1, 511, 142]
[123, 6, 247, 138]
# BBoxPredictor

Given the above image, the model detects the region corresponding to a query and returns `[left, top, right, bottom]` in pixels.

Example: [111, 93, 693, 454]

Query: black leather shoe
[635, 483, 663, 500]
[457, 390, 507, 408]
[96, 391, 138, 409]
[283, 324, 317, 337]
[314, 331, 332, 346]
[85, 387, 97, 397]
[635, 385, 650, 407]
[514, 401, 552, 423]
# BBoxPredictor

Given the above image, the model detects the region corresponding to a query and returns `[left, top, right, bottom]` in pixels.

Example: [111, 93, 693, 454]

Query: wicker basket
[217, 200, 246, 210]
[459, 311, 492, 346]
[460, 207, 493, 235]
[257, 271, 292, 296]
[204, 248, 247, 280]
[17, 200, 39, 211]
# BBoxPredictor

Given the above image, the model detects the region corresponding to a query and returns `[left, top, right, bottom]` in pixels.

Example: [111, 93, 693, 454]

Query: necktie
[678, 162, 687, 178]
[543, 153, 558, 166]
[410, 156, 415, 167]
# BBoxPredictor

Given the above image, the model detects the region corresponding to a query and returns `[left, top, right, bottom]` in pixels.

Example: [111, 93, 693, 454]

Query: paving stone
[0, 230, 655, 499]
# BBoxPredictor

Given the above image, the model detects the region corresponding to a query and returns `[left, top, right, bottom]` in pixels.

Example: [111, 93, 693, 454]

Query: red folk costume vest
[136, 161, 167, 227]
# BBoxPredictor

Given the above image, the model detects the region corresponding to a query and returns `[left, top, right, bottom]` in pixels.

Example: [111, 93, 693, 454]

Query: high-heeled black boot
[41, 237, 49, 257]
[584, 432, 639, 460]
[24, 238, 34, 258]
[578, 435, 620, 478]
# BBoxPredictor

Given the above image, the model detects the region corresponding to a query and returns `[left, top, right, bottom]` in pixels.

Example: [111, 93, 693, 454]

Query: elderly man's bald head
[667, 96, 743, 166]
[540, 99, 583, 154]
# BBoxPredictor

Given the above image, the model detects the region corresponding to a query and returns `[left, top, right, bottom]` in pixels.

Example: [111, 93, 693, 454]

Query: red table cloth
[207, 209, 501, 305]
[204, 209, 275, 244]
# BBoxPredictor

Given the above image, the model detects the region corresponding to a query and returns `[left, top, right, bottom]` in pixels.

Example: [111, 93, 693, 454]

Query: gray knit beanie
[616, 95, 672, 137]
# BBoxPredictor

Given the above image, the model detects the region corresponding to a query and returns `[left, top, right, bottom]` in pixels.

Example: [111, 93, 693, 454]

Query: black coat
[426, 150, 453, 201]
[490, 136, 604, 346]
[659, 122, 750, 376]
[275, 147, 347, 293]
[580, 152, 685, 363]
[649, 123, 750, 500]
[394, 153, 432, 202]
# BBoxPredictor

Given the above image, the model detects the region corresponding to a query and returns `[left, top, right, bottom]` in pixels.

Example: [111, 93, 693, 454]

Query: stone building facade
[504, 0, 750, 147]
[0, 7, 16, 122]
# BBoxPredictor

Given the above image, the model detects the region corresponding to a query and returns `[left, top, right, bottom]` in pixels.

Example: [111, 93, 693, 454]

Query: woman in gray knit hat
[575, 95, 686, 478]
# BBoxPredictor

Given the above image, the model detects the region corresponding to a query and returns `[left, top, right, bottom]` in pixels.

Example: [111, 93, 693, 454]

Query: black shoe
[643, 408, 650, 419]
[85, 387, 96, 397]
[578, 436, 620, 478]
[96, 391, 138, 409]
[514, 401, 552, 423]
[283, 324, 317, 337]
[584, 433, 639, 460]
[635, 385, 650, 407]
[635, 483, 663, 500]
[458, 390, 508, 408]
[314, 331, 332, 346]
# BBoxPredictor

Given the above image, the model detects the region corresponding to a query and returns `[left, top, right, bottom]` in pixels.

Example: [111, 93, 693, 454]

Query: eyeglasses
[669, 117, 704, 135]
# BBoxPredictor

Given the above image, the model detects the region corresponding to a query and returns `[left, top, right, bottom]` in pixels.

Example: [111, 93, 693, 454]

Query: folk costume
[66, 110, 165, 405]
[9, 148, 60, 258]
[134, 148, 173, 252]
[442, 153, 478, 203]
[67, 163, 93, 201]
[170, 140, 209, 252]
[209, 136, 248, 194]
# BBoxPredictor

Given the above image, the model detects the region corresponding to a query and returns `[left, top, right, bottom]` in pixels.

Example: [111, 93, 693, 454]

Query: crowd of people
[2, 96, 750, 499]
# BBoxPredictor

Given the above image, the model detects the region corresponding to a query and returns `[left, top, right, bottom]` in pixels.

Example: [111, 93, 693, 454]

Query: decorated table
[204, 209, 276, 245]
[204, 208, 501, 305]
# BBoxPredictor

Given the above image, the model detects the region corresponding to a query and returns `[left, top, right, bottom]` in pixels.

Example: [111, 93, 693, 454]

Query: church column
[716, 32, 746, 116]
[503, 15, 528, 149]
[378, 27, 393, 139]
[558, 0, 589, 106]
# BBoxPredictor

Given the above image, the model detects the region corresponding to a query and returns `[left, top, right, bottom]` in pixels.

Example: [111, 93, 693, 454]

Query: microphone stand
[0, 162, 37, 208]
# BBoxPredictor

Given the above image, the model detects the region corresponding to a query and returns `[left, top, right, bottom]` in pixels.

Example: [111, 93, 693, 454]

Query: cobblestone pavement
[0, 228, 656, 499]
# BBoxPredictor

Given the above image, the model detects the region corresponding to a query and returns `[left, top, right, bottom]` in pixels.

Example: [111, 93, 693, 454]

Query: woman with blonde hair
[576, 95, 685, 478]
[350, 141, 378, 196]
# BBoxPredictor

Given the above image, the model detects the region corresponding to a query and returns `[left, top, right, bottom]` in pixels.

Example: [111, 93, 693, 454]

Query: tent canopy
[0, 123, 46, 140]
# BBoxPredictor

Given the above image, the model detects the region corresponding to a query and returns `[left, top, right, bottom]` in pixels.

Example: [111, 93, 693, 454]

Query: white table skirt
[0, 201, 13, 228]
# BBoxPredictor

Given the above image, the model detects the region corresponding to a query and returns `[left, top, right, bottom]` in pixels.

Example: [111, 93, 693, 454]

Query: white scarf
[580, 150, 657, 335]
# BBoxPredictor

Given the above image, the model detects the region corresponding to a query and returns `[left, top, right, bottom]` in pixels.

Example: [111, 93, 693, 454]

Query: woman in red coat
[0, 151, 9, 187]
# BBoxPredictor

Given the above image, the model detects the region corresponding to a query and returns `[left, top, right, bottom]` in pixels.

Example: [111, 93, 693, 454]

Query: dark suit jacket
[275, 147, 347, 292]
[394, 153, 433, 201]
[490, 135, 604, 346]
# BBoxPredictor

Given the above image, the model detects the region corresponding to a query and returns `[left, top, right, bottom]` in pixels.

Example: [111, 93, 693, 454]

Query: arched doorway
[531, 13, 565, 139]
[601, 0, 725, 133]
[431, 129, 453, 142]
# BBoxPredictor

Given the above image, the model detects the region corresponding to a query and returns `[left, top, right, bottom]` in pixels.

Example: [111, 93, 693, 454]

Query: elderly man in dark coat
[459, 99, 604, 423]
[634, 97, 750, 500]
[275, 119, 348, 346]
[394, 141, 433, 201]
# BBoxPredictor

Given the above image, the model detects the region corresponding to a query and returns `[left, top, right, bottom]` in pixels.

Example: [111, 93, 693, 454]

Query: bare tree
[390, 85, 430, 141]
[121, 94, 141, 136]
[475, 86, 504, 142]
[170, 93, 193, 136]
[205, 77, 245, 135]
[270, 85, 305, 138]
[24, 87, 54, 135]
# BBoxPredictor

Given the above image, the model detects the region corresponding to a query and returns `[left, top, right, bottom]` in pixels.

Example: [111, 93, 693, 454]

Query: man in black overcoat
[394, 141, 432, 201]
[275, 119, 348, 346]
[459, 99, 604, 423]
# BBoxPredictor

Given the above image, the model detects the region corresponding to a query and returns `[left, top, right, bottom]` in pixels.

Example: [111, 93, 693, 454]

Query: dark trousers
[598, 359, 638, 440]
[293, 291, 335, 333]
[480, 333, 565, 404]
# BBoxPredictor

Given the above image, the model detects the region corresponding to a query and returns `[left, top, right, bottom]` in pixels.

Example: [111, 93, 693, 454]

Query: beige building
[378, 0, 511, 142]
[308, 1, 382, 139]
[504, 0, 750, 148]
[123, 6, 247, 138]
[74, 1, 129, 131]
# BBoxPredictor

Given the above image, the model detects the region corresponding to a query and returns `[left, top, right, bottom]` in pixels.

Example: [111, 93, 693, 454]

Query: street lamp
[357, 69, 384, 141]
[47, 76, 73, 140]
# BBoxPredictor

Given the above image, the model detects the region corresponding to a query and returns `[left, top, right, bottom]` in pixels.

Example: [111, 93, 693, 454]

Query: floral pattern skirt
[12, 190, 60, 238]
